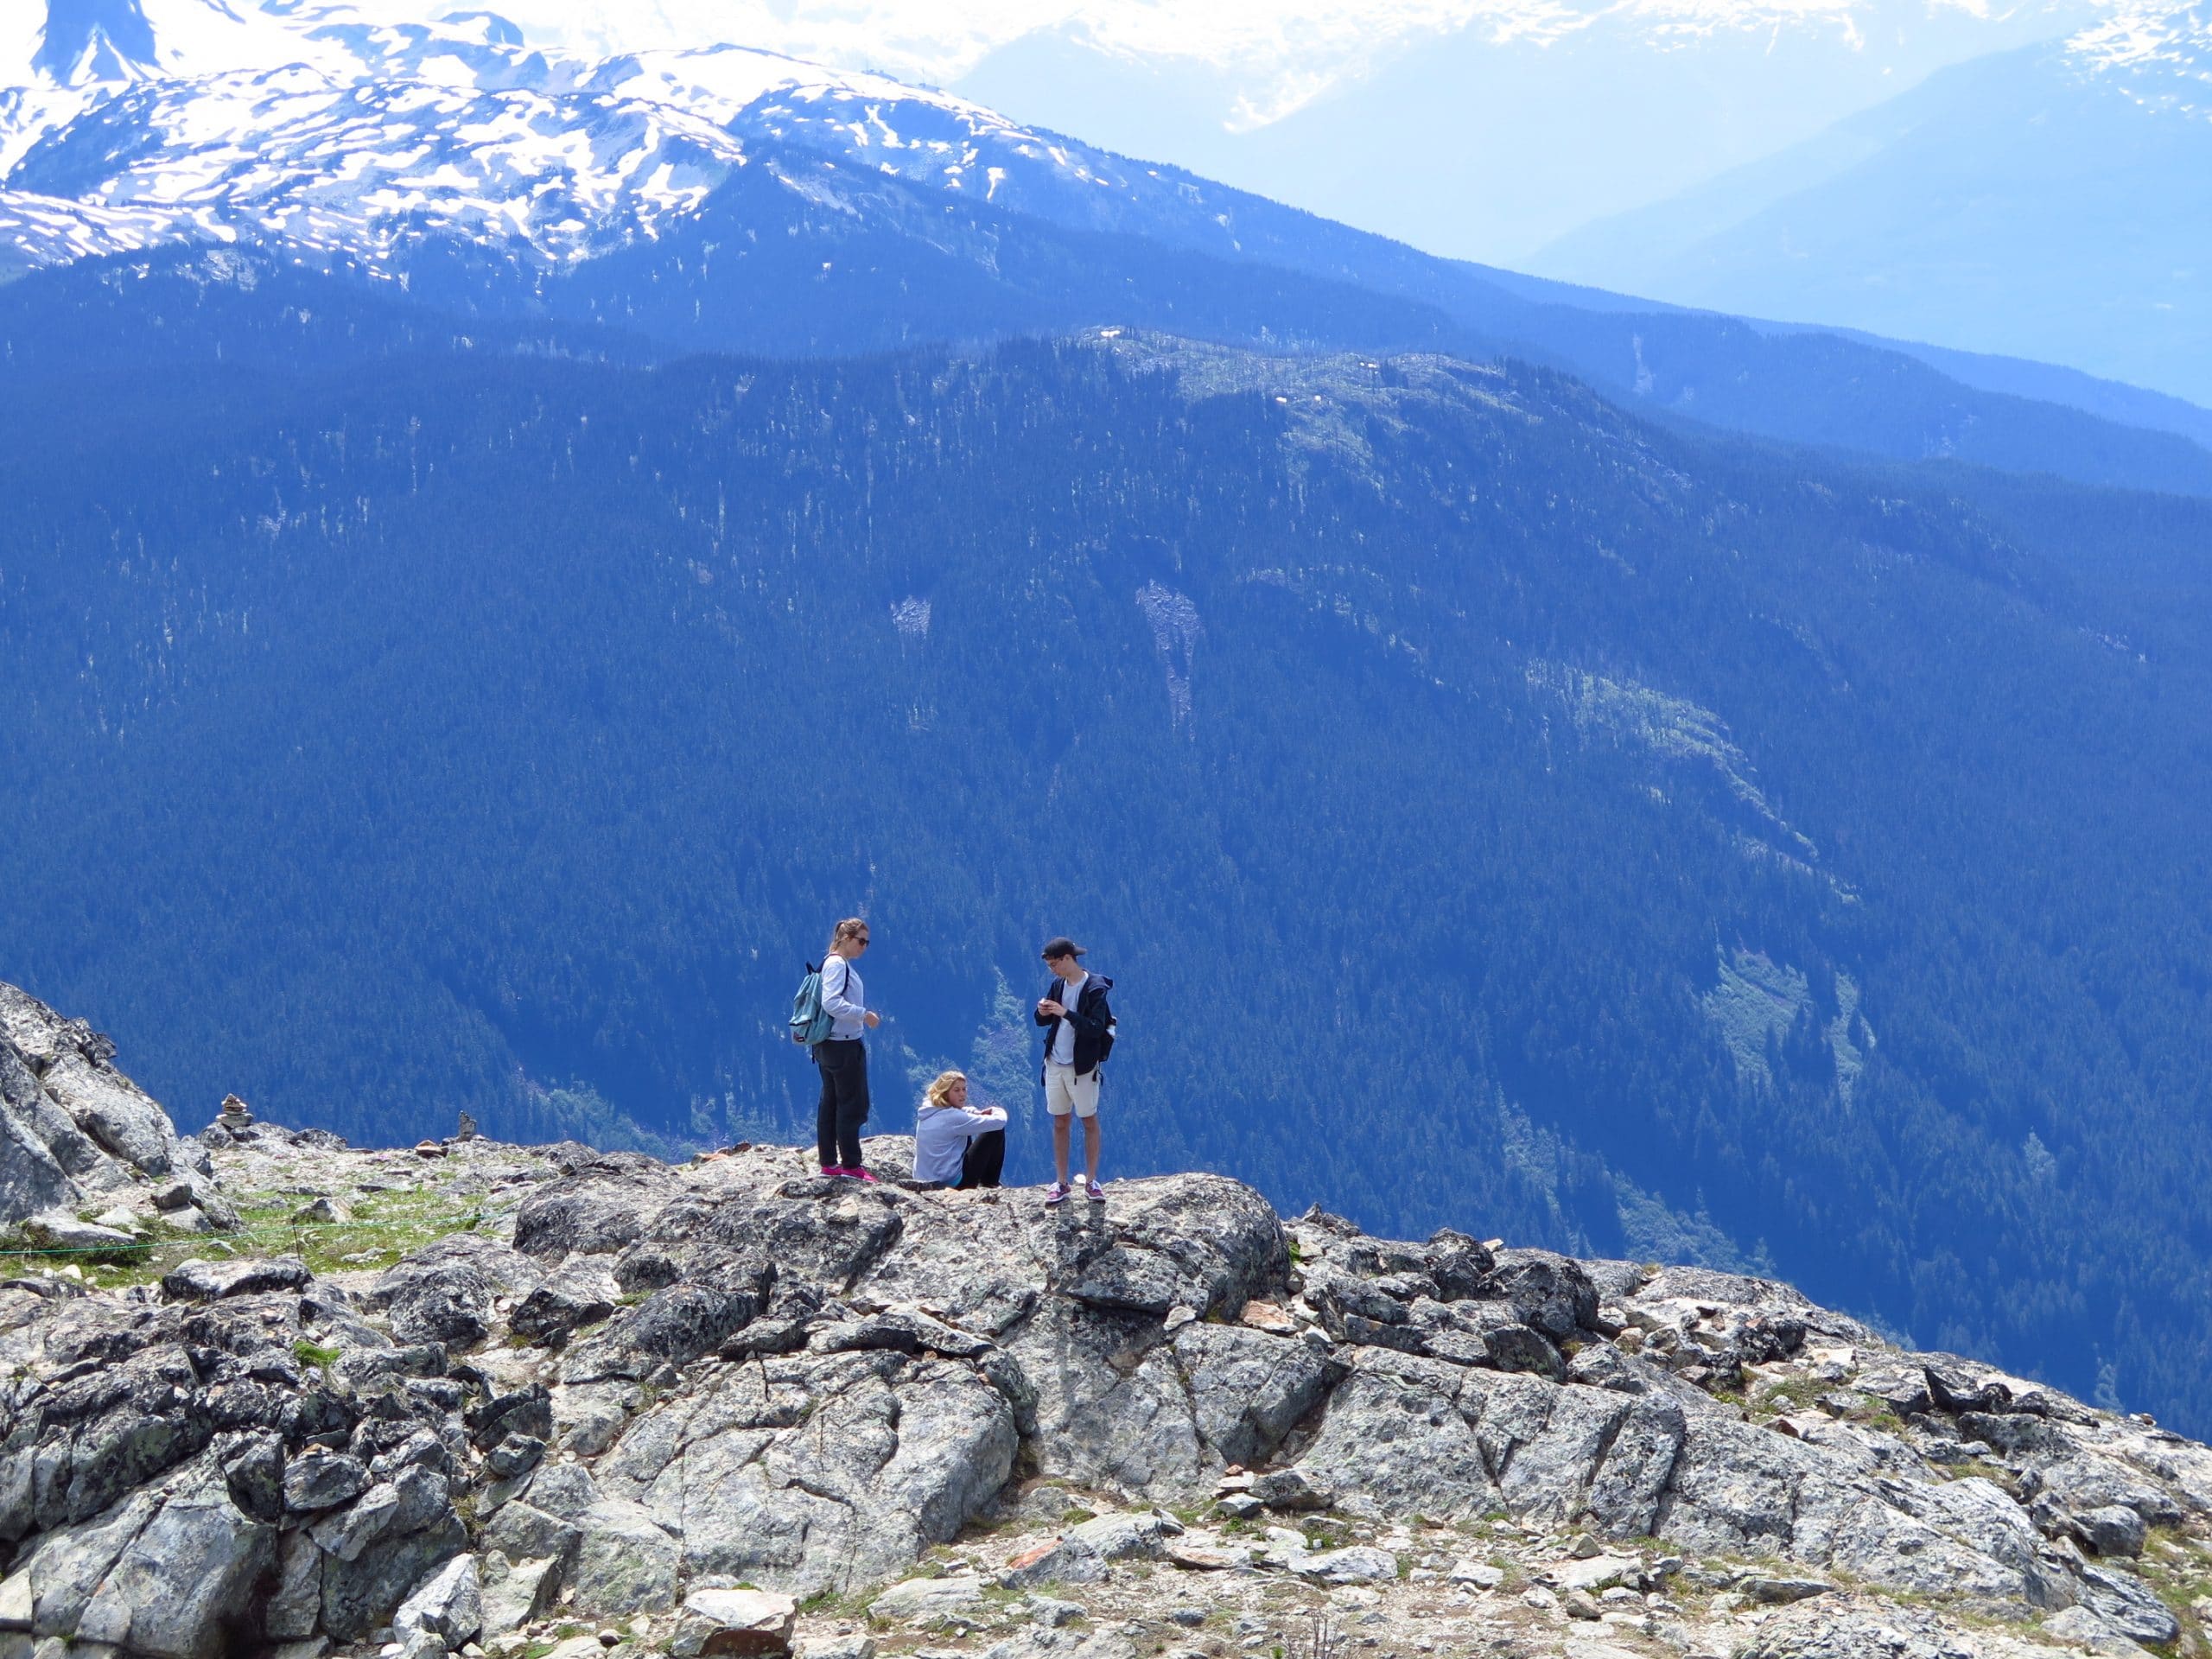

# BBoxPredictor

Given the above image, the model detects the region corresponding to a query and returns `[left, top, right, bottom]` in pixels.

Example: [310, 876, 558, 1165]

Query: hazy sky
[402, 0, 1985, 124]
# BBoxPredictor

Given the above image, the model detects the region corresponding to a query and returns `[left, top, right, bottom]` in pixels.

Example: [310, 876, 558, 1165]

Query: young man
[1035, 937, 1113, 1205]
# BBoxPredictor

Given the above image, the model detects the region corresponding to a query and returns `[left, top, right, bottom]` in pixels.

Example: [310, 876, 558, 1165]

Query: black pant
[958, 1129, 1006, 1190]
[814, 1039, 870, 1169]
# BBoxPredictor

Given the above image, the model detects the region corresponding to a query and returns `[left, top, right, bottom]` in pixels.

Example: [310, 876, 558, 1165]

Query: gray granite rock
[1172, 1322, 1344, 1469]
[393, 1554, 481, 1647]
[16, 1453, 273, 1659]
[2070, 1503, 2149, 1558]
[870, 1574, 985, 1624]
[0, 1065, 2208, 1659]
[670, 1586, 798, 1657]
[566, 1497, 680, 1615]
[368, 1233, 543, 1350]
[160, 1254, 311, 1301]
[284, 1452, 371, 1513]
[0, 986, 204, 1226]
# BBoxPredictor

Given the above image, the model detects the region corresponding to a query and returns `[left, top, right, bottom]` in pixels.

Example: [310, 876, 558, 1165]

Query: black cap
[1041, 938, 1085, 961]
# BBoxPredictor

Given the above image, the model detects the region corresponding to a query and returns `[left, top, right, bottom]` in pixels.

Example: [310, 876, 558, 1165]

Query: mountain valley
[8, 261, 2212, 1442]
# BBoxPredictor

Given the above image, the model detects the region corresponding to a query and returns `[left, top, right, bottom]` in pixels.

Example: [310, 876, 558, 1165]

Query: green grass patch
[1745, 1375, 1827, 1421]
[292, 1339, 340, 1372]
[24, 1179, 496, 1294]
[799, 1587, 878, 1620]
[2134, 1524, 2212, 1653]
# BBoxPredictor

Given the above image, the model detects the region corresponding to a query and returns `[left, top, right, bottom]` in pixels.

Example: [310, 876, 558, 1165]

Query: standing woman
[816, 917, 880, 1180]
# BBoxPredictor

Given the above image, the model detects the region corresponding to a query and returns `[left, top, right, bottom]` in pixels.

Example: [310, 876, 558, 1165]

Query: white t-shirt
[1049, 976, 1083, 1065]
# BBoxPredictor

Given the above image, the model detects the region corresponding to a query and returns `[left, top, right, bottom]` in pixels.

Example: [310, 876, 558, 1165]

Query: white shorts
[1044, 1064, 1101, 1119]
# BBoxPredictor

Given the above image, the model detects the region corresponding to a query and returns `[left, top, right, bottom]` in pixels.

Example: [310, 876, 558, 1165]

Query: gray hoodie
[914, 1103, 1007, 1185]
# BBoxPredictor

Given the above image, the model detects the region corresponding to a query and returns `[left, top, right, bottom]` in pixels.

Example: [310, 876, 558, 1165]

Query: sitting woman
[913, 1070, 1008, 1189]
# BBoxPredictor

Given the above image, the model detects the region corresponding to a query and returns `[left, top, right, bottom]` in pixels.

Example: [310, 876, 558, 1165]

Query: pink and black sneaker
[1044, 1181, 1071, 1206]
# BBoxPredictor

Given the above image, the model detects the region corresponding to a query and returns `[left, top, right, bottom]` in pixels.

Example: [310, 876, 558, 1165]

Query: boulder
[2069, 1503, 2149, 1558]
[670, 1587, 798, 1657]
[1173, 1322, 1344, 1469]
[1250, 1469, 1333, 1513]
[0, 1046, 80, 1224]
[368, 1234, 543, 1349]
[1297, 1547, 1397, 1585]
[283, 1452, 370, 1513]
[869, 1574, 985, 1624]
[479, 1500, 582, 1637]
[1551, 1554, 1640, 1593]
[1742, 1576, 1834, 1605]
[565, 1498, 679, 1616]
[1290, 1355, 1501, 1519]
[0, 985, 199, 1224]
[486, 1433, 546, 1478]
[18, 1215, 141, 1255]
[161, 1255, 311, 1301]
[510, 1260, 620, 1346]
[393, 1554, 481, 1648]
[1480, 1251, 1600, 1340]
[17, 1453, 274, 1659]
[320, 1512, 467, 1642]
[37, 1051, 179, 1179]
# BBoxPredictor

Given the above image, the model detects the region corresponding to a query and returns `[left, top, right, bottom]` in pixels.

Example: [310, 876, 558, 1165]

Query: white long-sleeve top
[821, 955, 868, 1040]
[914, 1104, 1008, 1185]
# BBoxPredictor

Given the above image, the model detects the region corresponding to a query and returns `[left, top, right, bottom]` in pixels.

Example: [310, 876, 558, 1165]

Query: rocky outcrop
[0, 983, 232, 1234]
[0, 988, 2208, 1657]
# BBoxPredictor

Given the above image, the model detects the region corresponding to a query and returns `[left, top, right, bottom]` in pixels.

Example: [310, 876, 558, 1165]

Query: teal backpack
[789, 962, 835, 1047]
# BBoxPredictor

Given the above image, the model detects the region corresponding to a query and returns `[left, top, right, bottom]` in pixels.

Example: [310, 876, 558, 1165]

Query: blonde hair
[924, 1070, 968, 1109]
[828, 917, 868, 953]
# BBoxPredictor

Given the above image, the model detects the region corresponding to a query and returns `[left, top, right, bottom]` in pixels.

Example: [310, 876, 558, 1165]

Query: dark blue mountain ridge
[16, 148, 2212, 505]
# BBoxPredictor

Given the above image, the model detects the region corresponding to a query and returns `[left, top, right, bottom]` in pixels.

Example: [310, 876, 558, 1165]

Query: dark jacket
[1036, 972, 1115, 1079]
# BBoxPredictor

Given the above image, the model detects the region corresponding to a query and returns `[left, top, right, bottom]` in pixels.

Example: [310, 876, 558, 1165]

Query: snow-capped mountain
[0, 0, 1286, 276]
[7, 0, 2211, 476]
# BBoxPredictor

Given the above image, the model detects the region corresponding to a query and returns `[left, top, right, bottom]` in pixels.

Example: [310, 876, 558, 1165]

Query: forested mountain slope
[7, 289, 2212, 1435]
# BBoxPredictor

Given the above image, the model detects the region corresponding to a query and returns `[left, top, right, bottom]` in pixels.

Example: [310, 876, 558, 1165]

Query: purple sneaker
[1086, 1180, 1106, 1202]
[848, 1166, 880, 1183]
[1044, 1181, 1071, 1206]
